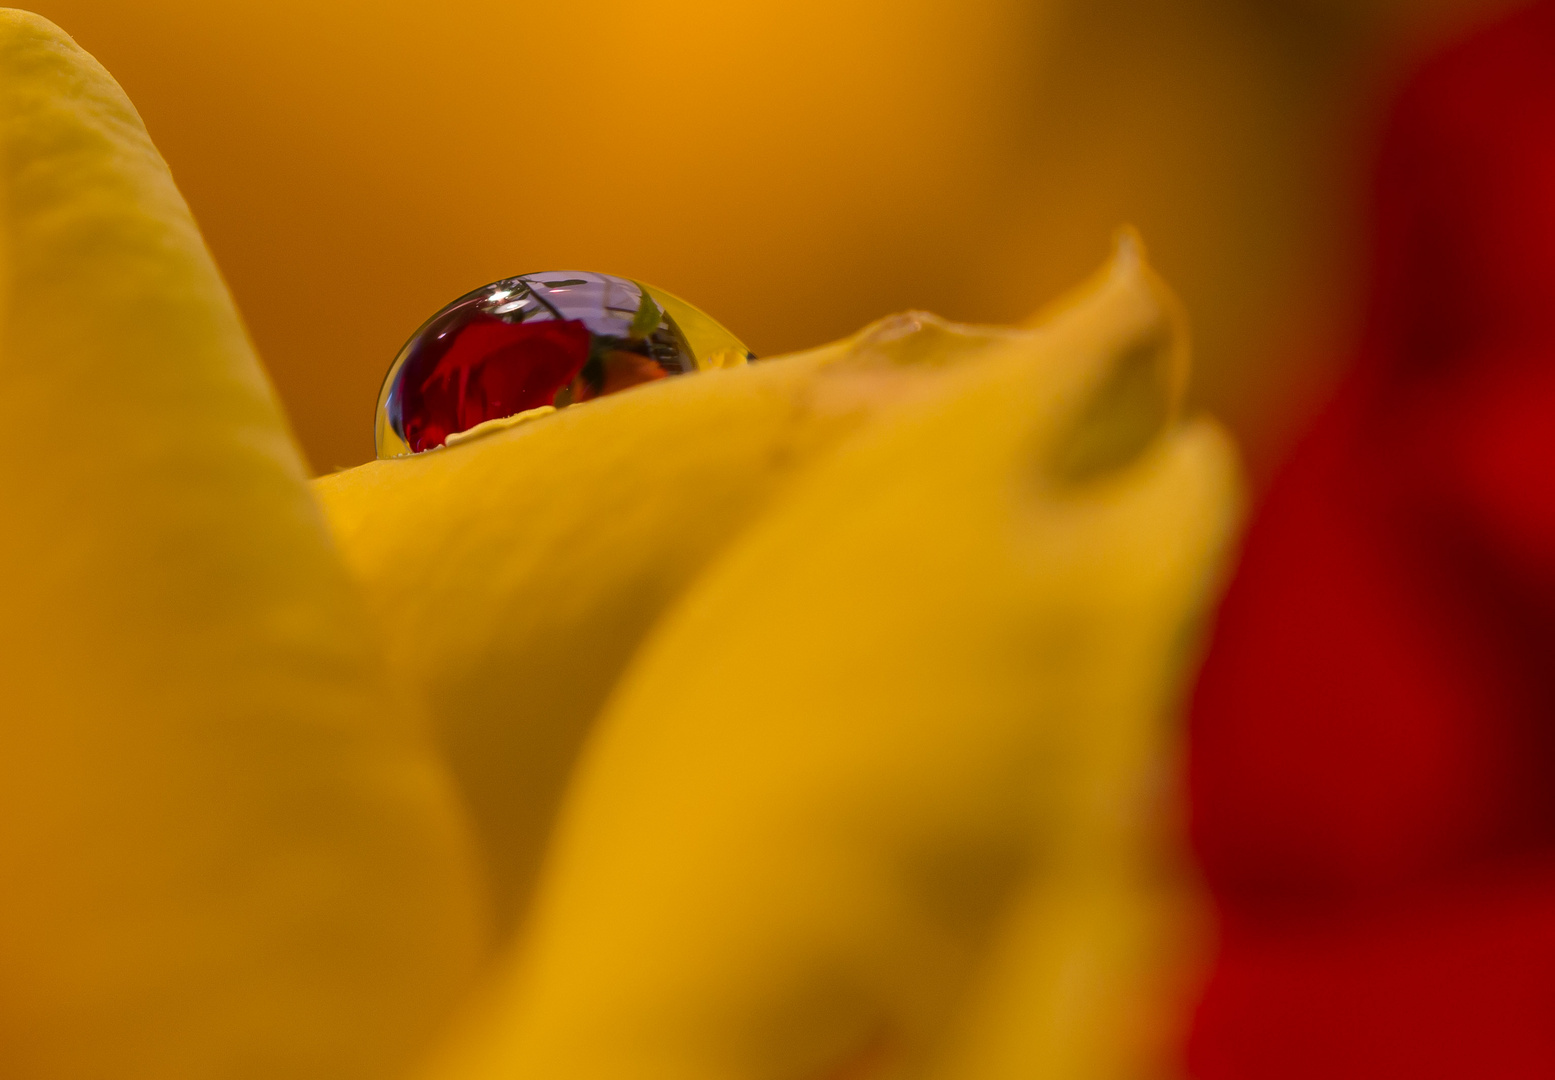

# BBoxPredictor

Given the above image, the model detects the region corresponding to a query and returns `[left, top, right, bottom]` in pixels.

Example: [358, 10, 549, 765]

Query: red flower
[399, 315, 593, 452]
[1187, 3, 1555, 1075]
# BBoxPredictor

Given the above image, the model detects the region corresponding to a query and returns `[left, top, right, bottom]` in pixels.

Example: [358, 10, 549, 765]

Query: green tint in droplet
[638, 282, 755, 369]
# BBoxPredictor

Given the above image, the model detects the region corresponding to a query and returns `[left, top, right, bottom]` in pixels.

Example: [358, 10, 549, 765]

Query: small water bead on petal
[375, 272, 753, 457]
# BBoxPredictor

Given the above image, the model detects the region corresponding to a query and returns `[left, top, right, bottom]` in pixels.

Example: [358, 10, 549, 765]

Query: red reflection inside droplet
[397, 314, 593, 452]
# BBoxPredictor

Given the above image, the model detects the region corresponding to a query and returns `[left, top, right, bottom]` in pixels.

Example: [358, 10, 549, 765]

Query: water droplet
[375, 271, 753, 457]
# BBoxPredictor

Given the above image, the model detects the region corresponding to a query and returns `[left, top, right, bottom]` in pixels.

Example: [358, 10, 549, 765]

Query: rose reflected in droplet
[376, 272, 752, 457]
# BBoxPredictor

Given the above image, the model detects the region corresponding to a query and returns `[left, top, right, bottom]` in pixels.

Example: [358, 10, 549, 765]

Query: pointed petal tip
[1109, 224, 1147, 275]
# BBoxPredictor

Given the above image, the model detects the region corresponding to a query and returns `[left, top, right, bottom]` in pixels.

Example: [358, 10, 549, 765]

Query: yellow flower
[0, 12, 1240, 1080]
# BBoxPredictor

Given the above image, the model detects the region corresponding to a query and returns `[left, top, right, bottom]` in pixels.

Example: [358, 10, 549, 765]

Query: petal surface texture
[420, 236, 1243, 1080]
[0, 14, 486, 1080]
[315, 302, 1023, 924]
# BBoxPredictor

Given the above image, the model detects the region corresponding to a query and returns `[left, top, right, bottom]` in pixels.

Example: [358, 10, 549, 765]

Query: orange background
[24, 0, 1511, 473]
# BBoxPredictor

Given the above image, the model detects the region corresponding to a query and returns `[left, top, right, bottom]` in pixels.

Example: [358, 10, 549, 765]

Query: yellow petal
[315, 309, 1016, 925]
[0, 15, 485, 1078]
[424, 236, 1241, 1080]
